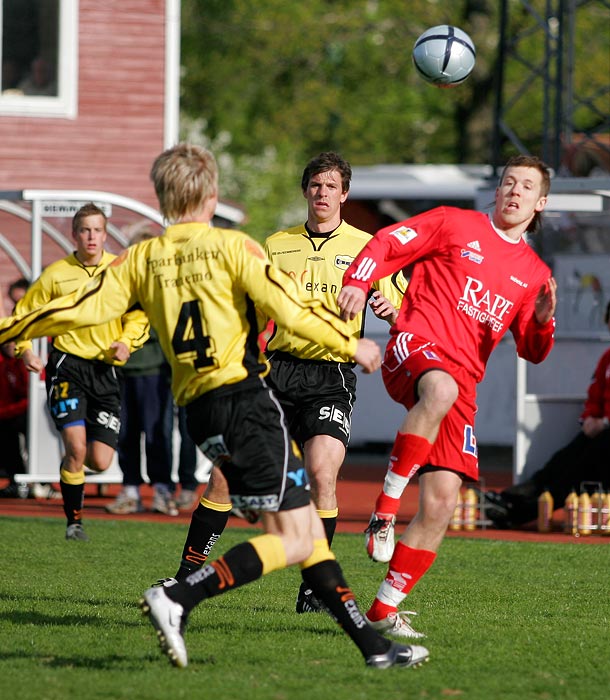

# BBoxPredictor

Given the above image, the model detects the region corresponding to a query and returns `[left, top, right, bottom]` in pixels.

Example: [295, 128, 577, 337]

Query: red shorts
[382, 332, 479, 481]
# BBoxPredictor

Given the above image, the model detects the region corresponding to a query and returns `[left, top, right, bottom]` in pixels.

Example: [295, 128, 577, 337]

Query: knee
[63, 444, 87, 469]
[86, 457, 113, 472]
[308, 465, 336, 496]
[431, 374, 459, 408]
[421, 374, 459, 419]
[421, 490, 459, 527]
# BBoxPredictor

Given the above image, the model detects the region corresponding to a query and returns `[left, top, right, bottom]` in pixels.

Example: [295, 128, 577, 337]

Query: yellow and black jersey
[0, 223, 358, 406]
[264, 221, 406, 362]
[14, 251, 149, 365]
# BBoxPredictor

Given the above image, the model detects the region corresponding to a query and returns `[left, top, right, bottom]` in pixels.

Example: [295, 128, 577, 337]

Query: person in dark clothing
[482, 301, 610, 528]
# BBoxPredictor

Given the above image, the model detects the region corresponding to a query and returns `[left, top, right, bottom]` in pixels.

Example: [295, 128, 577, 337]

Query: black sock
[167, 541, 263, 613]
[321, 515, 337, 547]
[175, 503, 229, 580]
[60, 480, 84, 526]
[302, 560, 391, 659]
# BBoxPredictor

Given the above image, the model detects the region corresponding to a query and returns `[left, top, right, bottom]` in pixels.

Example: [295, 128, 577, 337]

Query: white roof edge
[18, 189, 245, 225]
[349, 164, 494, 199]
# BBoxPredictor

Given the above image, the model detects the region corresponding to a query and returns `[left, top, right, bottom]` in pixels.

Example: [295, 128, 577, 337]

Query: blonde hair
[150, 143, 218, 223]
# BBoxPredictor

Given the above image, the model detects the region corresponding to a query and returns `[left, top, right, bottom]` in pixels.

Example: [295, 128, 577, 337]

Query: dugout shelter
[0, 189, 244, 487]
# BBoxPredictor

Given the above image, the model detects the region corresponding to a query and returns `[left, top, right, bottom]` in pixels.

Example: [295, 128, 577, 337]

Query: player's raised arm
[0, 271, 134, 348]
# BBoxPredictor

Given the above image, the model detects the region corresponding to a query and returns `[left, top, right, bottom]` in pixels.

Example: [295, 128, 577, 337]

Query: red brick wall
[0, 1, 168, 298]
[0, 0, 166, 207]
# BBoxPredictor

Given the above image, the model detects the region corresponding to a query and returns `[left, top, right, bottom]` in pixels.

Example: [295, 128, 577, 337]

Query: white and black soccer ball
[412, 25, 476, 87]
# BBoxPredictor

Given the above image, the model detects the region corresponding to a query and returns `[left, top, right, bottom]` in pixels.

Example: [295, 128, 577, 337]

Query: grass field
[1, 516, 608, 700]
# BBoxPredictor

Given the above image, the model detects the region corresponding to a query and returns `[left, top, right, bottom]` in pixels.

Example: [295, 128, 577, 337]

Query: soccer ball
[412, 25, 476, 87]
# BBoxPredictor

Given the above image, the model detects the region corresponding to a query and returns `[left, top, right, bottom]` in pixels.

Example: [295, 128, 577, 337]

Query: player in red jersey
[337, 155, 557, 639]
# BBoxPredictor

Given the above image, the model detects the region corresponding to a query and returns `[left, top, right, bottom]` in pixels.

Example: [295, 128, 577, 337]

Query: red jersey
[0, 352, 29, 420]
[344, 206, 555, 381]
[581, 348, 610, 421]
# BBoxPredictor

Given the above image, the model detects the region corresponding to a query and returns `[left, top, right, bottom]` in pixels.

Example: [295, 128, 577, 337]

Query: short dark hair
[301, 152, 352, 193]
[605, 301, 610, 325]
[72, 202, 107, 233]
[8, 277, 29, 302]
[499, 155, 551, 197]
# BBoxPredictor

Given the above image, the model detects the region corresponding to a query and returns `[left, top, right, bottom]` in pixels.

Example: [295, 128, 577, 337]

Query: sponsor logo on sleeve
[389, 226, 418, 245]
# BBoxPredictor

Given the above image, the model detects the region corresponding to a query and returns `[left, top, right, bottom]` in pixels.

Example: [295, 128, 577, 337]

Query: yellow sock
[300, 538, 335, 570]
[60, 467, 85, 485]
[249, 533, 287, 575]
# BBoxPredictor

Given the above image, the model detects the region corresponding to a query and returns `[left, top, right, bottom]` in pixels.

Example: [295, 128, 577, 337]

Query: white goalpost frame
[4, 189, 222, 486]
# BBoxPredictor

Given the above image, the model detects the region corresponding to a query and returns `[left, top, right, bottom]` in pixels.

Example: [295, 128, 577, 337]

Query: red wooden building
[0, 0, 173, 206]
[0, 1, 221, 310]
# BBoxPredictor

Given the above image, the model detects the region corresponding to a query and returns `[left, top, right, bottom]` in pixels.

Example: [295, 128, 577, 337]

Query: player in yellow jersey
[0, 144, 428, 670]
[163, 152, 406, 614]
[13, 203, 149, 541]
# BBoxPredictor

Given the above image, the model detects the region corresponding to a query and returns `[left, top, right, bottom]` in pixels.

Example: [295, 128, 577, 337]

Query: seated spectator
[482, 301, 610, 528]
[0, 340, 29, 497]
[1, 276, 61, 500]
[8, 278, 30, 310]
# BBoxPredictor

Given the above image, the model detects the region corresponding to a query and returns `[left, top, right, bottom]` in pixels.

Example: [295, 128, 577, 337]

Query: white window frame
[0, 0, 78, 119]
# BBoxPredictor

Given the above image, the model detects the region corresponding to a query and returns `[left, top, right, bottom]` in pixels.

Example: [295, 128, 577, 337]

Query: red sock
[388, 542, 437, 592]
[374, 432, 433, 515]
[389, 432, 433, 479]
[367, 543, 437, 621]
[375, 492, 401, 514]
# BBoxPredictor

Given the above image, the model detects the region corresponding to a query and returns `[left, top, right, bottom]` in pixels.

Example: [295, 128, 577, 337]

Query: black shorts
[45, 349, 122, 448]
[185, 380, 311, 513]
[266, 353, 357, 448]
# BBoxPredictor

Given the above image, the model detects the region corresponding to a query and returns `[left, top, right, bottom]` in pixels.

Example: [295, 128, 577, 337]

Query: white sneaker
[139, 587, 188, 668]
[31, 483, 62, 500]
[175, 489, 199, 511]
[365, 642, 429, 669]
[152, 489, 179, 517]
[364, 512, 396, 562]
[366, 610, 425, 639]
[105, 491, 144, 515]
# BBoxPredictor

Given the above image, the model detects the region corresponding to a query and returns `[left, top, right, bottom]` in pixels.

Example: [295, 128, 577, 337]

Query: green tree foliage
[181, 0, 501, 237]
[179, 0, 608, 238]
[181, 1, 498, 164]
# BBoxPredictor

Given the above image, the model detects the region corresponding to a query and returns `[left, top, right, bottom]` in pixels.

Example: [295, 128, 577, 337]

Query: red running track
[1, 463, 607, 544]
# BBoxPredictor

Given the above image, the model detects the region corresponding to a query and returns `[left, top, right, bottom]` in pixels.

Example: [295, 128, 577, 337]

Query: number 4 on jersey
[171, 300, 215, 369]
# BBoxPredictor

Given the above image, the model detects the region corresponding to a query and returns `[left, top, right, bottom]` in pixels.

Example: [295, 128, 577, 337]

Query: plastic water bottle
[537, 489, 553, 533]
[590, 489, 602, 533]
[577, 491, 592, 536]
[564, 490, 578, 535]
[600, 492, 610, 536]
[463, 488, 478, 531]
